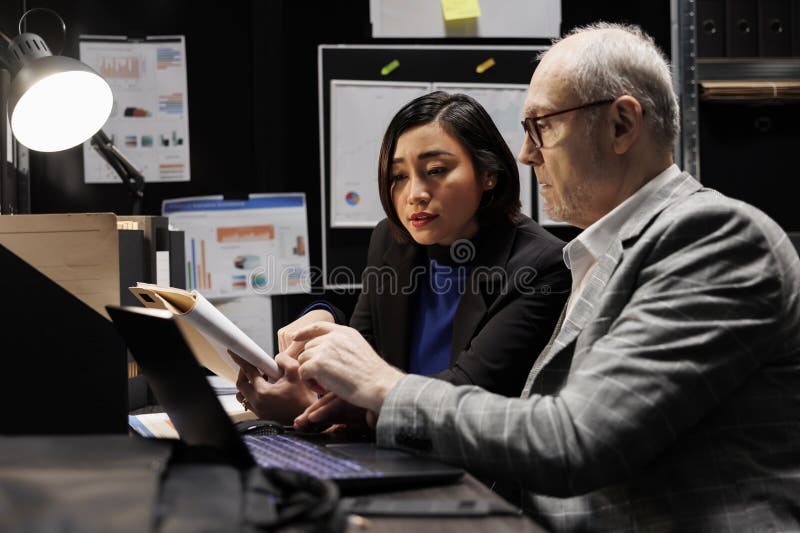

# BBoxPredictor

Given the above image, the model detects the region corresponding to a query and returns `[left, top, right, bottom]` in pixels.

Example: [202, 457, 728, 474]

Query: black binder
[0, 244, 128, 434]
[758, 0, 792, 56]
[791, 0, 800, 55]
[168, 229, 187, 290]
[699, 0, 726, 57]
[118, 229, 150, 409]
[117, 215, 169, 284]
[726, 0, 759, 56]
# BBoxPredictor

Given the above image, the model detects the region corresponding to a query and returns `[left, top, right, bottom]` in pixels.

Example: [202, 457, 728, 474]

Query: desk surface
[130, 405, 545, 531]
[352, 473, 545, 532]
[1, 434, 544, 532]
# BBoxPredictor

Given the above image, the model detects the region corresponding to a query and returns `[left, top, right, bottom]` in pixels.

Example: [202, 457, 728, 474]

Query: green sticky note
[381, 59, 400, 76]
[441, 0, 481, 21]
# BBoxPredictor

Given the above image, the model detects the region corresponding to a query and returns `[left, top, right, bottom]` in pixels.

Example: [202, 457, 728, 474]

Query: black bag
[0, 435, 346, 532]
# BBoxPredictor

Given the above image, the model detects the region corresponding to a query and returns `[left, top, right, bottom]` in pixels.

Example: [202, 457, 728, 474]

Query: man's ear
[610, 95, 643, 155]
[482, 173, 497, 191]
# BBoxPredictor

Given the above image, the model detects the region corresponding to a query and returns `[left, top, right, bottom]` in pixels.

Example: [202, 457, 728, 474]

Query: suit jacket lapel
[380, 240, 424, 371]
[523, 171, 703, 393]
[525, 239, 625, 387]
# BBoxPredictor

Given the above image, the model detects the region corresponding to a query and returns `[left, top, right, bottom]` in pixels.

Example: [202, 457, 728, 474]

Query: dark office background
[1, 0, 793, 329]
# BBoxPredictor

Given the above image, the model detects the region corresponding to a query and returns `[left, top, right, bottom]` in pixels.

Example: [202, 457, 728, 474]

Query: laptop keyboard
[243, 434, 385, 479]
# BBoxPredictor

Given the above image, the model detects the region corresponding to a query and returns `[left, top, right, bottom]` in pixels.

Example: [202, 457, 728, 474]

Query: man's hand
[283, 322, 405, 413]
[230, 350, 317, 425]
[277, 309, 335, 352]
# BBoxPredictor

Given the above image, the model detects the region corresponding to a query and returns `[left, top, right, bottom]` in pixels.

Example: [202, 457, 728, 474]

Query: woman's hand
[283, 322, 405, 413]
[293, 393, 378, 432]
[231, 350, 317, 425]
[277, 308, 335, 352]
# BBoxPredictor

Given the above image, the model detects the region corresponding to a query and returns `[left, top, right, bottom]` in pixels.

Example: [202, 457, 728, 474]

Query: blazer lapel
[379, 240, 424, 371]
[618, 171, 702, 242]
[450, 223, 515, 362]
[451, 290, 486, 363]
[523, 171, 703, 392]
[527, 238, 625, 383]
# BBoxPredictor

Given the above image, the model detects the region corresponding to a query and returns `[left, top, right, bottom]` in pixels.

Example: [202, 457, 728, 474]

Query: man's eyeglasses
[520, 98, 616, 149]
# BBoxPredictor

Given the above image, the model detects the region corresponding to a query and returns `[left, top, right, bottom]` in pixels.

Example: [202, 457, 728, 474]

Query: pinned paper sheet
[441, 0, 481, 21]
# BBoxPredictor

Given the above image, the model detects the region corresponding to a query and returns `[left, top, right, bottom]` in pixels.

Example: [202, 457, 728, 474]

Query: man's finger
[296, 356, 327, 395]
[292, 321, 338, 342]
[281, 340, 305, 360]
[275, 352, 299, 371]
[277, 330, 289, 353]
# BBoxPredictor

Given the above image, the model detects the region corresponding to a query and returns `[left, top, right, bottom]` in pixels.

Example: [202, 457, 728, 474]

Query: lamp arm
[90, 130, 145, 214]
[90, 130, 145, 196]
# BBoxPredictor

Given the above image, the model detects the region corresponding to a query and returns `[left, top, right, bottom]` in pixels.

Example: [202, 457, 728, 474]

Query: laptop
[107, 305, 463, 492]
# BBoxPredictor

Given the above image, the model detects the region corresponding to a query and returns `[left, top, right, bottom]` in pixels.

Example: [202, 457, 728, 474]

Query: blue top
[408, 258, 468, 376]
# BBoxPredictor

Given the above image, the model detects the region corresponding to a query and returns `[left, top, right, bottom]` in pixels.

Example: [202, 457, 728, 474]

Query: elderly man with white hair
[282, 23, 800, 531]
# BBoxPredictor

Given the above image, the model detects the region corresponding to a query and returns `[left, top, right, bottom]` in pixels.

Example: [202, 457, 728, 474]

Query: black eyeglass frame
[521, 98, 616, 148]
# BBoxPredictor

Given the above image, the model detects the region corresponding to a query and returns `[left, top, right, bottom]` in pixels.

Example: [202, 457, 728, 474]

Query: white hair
[541, 22, 680, 152]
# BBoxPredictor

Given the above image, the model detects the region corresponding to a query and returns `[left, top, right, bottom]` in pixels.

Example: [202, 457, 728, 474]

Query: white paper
[80, 36, 191, 183]
[155, 250, 171, 286]
[163, 194, 310, 298]
[183, 291, 280, 380]
[370, 0, 561, 38]
[129, 394, 249, 439]
[330, 80, 432, 227]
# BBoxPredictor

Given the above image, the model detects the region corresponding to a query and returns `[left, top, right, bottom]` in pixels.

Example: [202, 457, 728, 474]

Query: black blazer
[350, 215, 570, 397]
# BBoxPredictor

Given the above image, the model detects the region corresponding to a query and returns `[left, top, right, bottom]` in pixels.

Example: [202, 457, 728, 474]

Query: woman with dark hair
[233, 91, 569, 424]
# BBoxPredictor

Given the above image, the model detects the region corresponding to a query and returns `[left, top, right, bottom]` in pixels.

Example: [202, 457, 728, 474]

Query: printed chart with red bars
[99, 55, 141, 79]
[189, 238, 213, 291]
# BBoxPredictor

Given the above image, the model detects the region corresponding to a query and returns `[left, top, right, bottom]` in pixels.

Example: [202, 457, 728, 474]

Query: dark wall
[2, 0, 673, 325]
[10, 0, 258, 215]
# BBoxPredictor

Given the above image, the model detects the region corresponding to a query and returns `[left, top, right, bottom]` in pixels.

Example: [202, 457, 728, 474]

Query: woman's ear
[482, 173, 497, 191]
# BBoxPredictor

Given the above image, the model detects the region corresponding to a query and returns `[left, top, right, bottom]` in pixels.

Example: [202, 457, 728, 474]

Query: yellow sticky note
[475, 57, 495, 74]
[441, 0, 481, 21]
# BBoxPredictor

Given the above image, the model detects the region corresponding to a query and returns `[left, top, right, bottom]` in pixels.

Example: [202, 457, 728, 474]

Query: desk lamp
[1, 8, 143, 214]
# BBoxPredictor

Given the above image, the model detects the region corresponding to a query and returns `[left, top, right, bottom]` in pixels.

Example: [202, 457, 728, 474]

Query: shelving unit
[698, 59, 800, 101]
[674, 1, 800, 231]
[679, 1, 800, 231]
[671, 0, 700, 178]
[697, 58, 800, 80]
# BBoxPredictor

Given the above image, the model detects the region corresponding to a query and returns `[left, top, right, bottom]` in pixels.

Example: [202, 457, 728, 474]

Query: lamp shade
[7, 54, 113, 152]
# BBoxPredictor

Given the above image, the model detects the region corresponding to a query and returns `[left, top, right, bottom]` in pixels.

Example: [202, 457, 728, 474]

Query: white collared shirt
[563, 164, 681, 319]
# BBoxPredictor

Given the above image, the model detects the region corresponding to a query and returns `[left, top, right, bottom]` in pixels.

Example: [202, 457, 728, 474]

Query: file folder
[699, 0, 726, 57]
[758, 0, 792, 56]
[791, 0, 800, 55]
[726, 0, 759, 56]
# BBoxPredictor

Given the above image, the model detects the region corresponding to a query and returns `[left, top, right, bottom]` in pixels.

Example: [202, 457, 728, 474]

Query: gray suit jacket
[376, 172, 800, 532]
